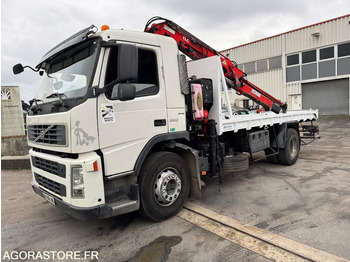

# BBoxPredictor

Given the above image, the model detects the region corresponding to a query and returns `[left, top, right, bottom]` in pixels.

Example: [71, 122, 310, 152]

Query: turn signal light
[93, 160, 98, 171]
[101, 25, 110, 31]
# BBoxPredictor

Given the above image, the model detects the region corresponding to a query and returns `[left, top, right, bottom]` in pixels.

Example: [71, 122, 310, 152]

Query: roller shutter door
[302, 79, 349, 115]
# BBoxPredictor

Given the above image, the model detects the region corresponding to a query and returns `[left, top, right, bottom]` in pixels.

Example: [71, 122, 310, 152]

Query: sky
[1, 0, 349, 103]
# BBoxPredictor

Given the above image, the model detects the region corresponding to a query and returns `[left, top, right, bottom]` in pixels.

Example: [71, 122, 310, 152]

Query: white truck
[13, 18, 318, 221]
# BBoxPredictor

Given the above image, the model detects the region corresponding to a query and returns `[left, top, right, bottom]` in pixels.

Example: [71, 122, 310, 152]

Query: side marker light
[101, 25, 110, 31]
[93, 160, 98, 171]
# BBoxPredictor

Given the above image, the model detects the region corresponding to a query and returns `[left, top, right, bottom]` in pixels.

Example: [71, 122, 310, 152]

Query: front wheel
[138, 151, 190, 221]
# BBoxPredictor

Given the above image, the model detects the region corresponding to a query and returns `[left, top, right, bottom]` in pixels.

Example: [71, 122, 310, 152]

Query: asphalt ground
[1, 115, 350, 262]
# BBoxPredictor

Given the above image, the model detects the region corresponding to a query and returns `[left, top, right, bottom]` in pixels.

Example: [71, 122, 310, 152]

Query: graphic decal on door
[101, 103, 115, 124]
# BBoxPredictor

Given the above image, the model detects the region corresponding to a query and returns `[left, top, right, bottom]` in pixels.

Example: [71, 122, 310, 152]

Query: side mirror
[101, 43, 138, 95]
[118, 44, 138, 82]
[13, 64, 24, 75]
[111, 83, 136, 101]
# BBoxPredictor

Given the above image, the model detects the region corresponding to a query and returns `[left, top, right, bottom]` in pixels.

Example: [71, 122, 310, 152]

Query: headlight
[72, 167, 84, 185]
[72, 166, 84, 198]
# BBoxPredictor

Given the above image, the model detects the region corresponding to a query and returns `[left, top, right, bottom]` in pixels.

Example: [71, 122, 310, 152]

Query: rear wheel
[138, 151, 190, 221]
[278, 128, 300, 165]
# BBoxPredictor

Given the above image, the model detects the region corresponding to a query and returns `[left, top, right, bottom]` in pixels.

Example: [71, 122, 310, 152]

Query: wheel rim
[289, 135, 299, 159]
[154, 168, 182, 207]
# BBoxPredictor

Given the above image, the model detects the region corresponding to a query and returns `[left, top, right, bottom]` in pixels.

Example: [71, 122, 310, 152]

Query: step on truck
[13, 17, 319, 221]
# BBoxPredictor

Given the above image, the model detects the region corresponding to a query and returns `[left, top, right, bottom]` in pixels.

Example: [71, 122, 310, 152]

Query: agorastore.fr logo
[2, 250, 99, 261]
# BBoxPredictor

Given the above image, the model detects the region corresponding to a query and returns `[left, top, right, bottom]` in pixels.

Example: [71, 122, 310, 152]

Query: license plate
[43, 192, 56, 206]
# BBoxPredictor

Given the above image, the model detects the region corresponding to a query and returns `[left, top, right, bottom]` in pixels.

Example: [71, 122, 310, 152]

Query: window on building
[319, 60, 335, 78]
[338, 42, 350, 57]
[257, 60, 268, 72]
[287, 54, 299, 66]
[285, 42, 350, 82]
[302, 50, 316, 63]
[269, 56, 282, 69]
[320, 46, 334, 60]
[238, 64, 244, 71]
[302, 63, 317, 80]
[337, 57, 350, 75]
[244, 62, 256, 74]
[286, 66, 300, 82]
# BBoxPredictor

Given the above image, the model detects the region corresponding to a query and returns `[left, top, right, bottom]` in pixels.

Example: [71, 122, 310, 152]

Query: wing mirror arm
[13, 63, 40, 75]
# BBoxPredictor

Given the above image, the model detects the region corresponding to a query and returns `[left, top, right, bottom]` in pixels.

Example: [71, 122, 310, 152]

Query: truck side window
[135, 49, 159, 97]
[105, 47, 159, 99]
[105, 47, 119, 87]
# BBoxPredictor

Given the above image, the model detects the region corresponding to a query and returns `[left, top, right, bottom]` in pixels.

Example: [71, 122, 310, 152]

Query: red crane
[144, 17, 287, 113]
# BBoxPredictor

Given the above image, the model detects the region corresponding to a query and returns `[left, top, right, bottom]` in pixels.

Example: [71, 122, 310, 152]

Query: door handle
[154, 119, 166, 127]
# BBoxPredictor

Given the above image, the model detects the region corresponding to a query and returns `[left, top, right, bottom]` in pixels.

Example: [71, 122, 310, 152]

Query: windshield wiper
[47, 93, 67, 108]
[46, 92, 65, 99]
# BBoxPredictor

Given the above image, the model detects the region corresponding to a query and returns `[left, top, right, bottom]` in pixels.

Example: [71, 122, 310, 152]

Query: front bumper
[30, 149, 140, 219]
[32, 182, 140, 219]
[30, 149, 105, 208]
[32, 182, 111, 219]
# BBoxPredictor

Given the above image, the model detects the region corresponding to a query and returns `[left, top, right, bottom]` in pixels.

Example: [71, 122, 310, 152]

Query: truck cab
[26, 26, 190, 220]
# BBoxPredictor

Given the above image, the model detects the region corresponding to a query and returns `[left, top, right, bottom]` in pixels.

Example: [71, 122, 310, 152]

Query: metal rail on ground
[178, 202, 349, 262]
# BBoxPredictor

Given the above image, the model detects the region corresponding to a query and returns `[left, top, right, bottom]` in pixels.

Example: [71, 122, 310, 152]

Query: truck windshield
[37, 39, 99, 102]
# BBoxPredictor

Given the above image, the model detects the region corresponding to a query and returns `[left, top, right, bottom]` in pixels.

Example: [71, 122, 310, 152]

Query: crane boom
[144, 16, 287, 113]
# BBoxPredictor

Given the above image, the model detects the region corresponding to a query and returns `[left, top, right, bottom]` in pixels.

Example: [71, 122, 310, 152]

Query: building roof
[221, 14, 350, 52]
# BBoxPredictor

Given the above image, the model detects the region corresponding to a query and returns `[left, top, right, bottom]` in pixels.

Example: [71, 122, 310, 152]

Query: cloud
[1, 0, 349, 102]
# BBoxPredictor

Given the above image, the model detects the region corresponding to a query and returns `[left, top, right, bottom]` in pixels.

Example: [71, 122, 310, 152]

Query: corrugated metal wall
[224, 36, 282, 64]
[286, 83, 302, 94]
[286, 83, 302, 110]
[247, 69, 285, 101]
[224, 15, 350, 62]
[285, 16, 350, 54]
[230, 69, 285, 105]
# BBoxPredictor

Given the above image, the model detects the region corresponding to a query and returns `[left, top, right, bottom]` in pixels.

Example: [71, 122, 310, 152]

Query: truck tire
[138, 151, 190, 221]
[223, 152, 249, 173]
[278, 128, 300, 165]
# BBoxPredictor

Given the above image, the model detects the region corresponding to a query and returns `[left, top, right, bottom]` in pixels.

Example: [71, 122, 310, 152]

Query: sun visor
[36, 25, 97, 68]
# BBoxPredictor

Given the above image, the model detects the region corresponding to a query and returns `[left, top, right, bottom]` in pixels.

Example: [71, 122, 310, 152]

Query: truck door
[98, 45, 167, 176]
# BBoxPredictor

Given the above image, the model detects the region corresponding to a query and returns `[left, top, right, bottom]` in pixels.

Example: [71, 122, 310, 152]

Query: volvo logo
[34, 124, 54, 142]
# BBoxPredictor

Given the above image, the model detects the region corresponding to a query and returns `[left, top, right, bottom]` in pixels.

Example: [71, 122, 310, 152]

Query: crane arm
[144, 16, 287, 113]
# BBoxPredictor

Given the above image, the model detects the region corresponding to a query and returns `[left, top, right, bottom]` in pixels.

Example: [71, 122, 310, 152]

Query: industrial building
[223, 14, 350, 115]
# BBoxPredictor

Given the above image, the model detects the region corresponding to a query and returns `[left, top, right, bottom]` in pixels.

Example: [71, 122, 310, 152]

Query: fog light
[72, 188, 84, 197]
[72, 166, 84, 198]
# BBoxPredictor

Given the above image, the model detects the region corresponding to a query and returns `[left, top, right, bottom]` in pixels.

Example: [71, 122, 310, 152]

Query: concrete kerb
[1, 155, 31, 170]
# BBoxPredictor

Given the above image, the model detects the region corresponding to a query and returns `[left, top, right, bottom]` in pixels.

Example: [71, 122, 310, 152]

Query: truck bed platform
[221, 110, 318, 133]
[187, 56, 318, 135]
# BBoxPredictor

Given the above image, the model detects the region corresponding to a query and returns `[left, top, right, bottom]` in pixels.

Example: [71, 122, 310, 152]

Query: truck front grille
[28, 125, 66, 146]
[35, 173, 66, 197]
[32, 156, 66, 178]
